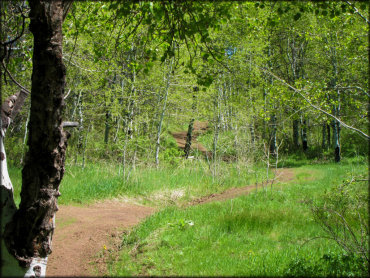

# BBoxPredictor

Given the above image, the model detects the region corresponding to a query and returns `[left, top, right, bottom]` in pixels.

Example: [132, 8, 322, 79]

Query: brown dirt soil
[189, 168, 295, 206]
[47, 201, 155, 277]
[171, 121, 212, 158]
[46, 168, 295, 276]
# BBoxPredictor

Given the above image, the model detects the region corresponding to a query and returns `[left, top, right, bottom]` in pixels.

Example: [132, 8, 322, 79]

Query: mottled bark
[4, 0, 67, 268]
[184, 118, 194, 158]
[1, 92, 29, 276]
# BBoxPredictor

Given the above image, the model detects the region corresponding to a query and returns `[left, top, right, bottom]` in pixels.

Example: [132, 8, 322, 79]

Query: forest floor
[47, 168, 295, 276]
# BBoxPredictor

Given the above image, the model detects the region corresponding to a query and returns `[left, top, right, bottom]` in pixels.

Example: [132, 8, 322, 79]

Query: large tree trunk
[1, 91, 29, 276]
[2, 1, 68, 276]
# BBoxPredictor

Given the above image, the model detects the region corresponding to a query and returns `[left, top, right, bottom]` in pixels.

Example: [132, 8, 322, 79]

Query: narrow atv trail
[46, 168, 295, 277]
[47, 202, 155, 276]
[171, 121, 211, 157]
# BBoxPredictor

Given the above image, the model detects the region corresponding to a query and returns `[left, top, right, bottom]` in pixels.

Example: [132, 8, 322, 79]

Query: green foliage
[285, 252, 367, 277]
[307, 174, 369, 268]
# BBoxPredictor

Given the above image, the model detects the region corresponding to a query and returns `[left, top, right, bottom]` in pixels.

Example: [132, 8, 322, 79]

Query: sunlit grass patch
[108, 160, 368, 276]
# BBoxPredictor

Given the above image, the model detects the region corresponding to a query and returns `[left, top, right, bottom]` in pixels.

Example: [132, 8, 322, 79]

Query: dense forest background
[3, 1, 368, 169]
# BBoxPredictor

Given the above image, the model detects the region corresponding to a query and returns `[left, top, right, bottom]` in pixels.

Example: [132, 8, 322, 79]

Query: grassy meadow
[8, 156, 368, 276]
[106, 158, 368, 276]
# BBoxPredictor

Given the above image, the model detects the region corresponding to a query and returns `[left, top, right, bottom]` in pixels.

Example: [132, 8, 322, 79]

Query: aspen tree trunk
[2, 1, 69, 276]
[327, 35, 341, 162]
[184, 90, 197, 158]
[262, 89, 267, 141]
[269, 114, 277, 156]
[1, 91, 29, 276]
[122, 74, 136, 179]
[155, 57, 173, 167]
[212, 86, 221, 162]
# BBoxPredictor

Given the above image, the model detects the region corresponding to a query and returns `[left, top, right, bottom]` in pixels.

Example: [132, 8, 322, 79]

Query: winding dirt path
[189, 168, 295, 205]
[47, 201, 155, 276]
[46, 168, 295, 276]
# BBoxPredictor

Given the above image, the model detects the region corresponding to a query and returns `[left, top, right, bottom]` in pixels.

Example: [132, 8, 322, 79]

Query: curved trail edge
[47, 168, 295, 276]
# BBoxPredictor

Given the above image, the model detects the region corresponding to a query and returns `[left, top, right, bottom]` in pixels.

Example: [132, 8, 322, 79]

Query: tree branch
[0, 14, 26, 46]
[344, 1, 370, 26]
[260, 67, 370, 140]
[1, 60, 31, 95]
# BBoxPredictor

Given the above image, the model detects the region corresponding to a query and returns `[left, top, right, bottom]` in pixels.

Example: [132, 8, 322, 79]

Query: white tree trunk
[1, 92, 48, 277]
[155, 57, 174, 167]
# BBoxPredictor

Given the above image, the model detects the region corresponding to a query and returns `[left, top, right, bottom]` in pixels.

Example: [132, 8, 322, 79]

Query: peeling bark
[2, 1, 68, 275]
[1, 92, 29, 276]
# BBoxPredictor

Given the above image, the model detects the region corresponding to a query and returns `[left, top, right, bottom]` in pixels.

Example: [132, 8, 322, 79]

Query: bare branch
[63, 1, 74, 22]
[0, 14, 26, 46]
[259, 67, 370, 140]
[62, 121, 79, 128]
[64, 89, 72, 100]
[1, 60, 31, 95]
[344, 1, 370, 26]
[334, 86, 370, 98]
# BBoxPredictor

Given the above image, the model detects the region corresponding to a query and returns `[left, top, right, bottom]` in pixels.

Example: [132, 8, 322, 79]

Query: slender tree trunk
[293, 119, 299, 149]
[184, 91, 197, 159]
[262, 89, 267, 140]
[184, 118, 194, 158]
[104, 111, 110, 144]
[3, 1, 68, 275]
[250, 122, 255, 146]
[82, 124, 91, 169]
[301, 118, 308, 152]
[213, 86, 221, 161]
[269, 114, 277, 156]
[155, 57, 173, 167]
[327, 123, 331, 147]
[322, 122, 327, 150]
[332, 115, 341, 162]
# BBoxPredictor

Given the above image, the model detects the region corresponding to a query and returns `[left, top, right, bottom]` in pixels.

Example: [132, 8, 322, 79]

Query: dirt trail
[171, 121, 211, 157]
[47, 201, 155, 276]
[46, 168, 295, 276]
[189, 168, 295, 205]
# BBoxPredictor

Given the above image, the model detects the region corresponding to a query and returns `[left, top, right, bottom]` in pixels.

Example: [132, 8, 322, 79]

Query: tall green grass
[9, 158, 267, 206]
[108, 159, 368, 276]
